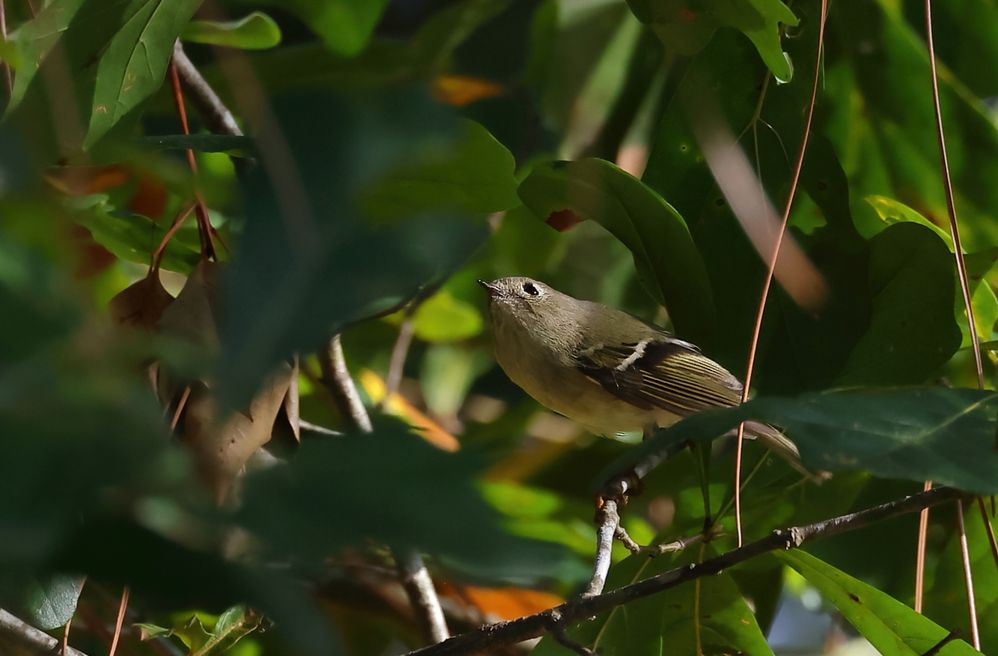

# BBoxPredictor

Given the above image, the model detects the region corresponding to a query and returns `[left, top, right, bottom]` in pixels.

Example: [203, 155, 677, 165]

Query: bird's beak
[478, 279, 499, 298]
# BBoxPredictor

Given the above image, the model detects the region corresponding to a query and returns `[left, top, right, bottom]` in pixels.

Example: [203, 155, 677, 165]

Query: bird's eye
[522, 282, 540, 296]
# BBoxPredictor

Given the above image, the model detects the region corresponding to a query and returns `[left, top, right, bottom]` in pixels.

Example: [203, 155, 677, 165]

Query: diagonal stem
[734, 0, 828, 546]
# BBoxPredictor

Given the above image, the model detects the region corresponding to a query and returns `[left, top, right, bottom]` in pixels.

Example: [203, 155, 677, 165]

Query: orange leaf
[431, 75, 505, 107]
[359, 369, 460, 452]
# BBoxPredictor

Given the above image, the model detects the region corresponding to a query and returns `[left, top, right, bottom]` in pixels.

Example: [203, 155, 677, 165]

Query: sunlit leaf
[779, 550, 980, 655]
[183, 12, 282, 50]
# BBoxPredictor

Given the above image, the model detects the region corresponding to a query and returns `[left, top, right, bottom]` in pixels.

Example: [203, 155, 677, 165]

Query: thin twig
[404, 486, 963, 656]
[298, 419, 343, 437]
[914, 479, 933, 613]
[975, 497, 998, 571]
[167, 59, 216, 261]
[108, 587, 129, 656]
[382, 311, 416, 408]
[62, 615, 72, 655]
[319, 335, 373, 434]
[614, 524, 642, 554]
[0, 609, 89, 656]
[397, 551, 450, 644]
[954, 502, 980, 649]
[734, 0, 828, 547]
[919, 4, 984, 642]
[644, 530, 712, 556]
[172, 41, 243, 137]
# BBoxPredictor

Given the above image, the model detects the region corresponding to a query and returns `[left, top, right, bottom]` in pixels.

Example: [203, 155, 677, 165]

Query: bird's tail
[741, 421, 817, 479]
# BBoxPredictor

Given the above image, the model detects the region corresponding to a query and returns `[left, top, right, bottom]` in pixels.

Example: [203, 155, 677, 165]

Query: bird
[478, 276, 804, 472]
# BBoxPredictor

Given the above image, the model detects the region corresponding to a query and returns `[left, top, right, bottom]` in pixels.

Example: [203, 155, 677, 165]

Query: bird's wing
[573, 336, 743, 417]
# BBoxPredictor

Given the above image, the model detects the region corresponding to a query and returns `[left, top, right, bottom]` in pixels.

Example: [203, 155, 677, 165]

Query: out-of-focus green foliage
[1, 0, 997, 654]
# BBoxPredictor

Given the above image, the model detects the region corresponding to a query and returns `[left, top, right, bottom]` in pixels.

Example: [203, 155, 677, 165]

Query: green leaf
[182, 12, 282, 50]
[420, 344, 492, 419]
[6, 0, 201, 154]
[360, 120, 520, 221]
[608, 387, 998, 494]
[778, 550, 980, 655]
[219, 89, 488, 407]
[626, 0, 798, 81]
[71, 195, 202, 273]
[518, 158, 715, 345]
[86, 0, 202, 148]
[865, 195, 955, 246]
[836, 222, 961, 385]
[410, 291, 484, 343]
[239, 419, 569, 581]
[534, 545, 773, 655]
[254, 0, 389, 57]
[20, 575, 85, 630]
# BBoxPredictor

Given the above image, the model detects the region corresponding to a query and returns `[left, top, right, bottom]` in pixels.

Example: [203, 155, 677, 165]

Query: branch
[0, 608, 89, 656]
[316, 334, 449, 644]
[404, 486, 963, 656]
[318, 334, 373, 434]
[172, 41, 242, 137]
[397, 551, 450, 644]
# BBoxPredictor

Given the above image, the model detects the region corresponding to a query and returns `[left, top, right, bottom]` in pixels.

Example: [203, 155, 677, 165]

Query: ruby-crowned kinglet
[479, 276, 804, 472]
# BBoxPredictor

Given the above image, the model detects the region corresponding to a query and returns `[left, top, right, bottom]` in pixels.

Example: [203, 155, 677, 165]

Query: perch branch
[404, 485, 963, 656]
[397, 551, 451, 644]
[319, 334, 373, 434]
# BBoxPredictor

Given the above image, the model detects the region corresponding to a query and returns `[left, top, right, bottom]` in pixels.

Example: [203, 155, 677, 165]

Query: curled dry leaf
[183, 362, 294, 503]
[108, 268, 175, 330]
[271, 355, 301, 451]
[157, 259, 222, 352]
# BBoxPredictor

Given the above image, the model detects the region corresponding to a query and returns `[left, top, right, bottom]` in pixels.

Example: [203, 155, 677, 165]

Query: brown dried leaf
[158, 259, 221, 352]
[271, 355, 301, 451]
[108, 269, 175, 330]
[183, 362, 294, 502]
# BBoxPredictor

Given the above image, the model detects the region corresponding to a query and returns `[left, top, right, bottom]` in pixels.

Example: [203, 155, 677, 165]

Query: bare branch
[0, 608, 89, 656]
[397, 551, 450, 644]
[585, 497, 620, 596]
[172, 41, 242, 137]
[382, 312, 416, 407]
[404, 486, 963, 656]
[316, 334, 448, 644]
[318, 334, 373, 434]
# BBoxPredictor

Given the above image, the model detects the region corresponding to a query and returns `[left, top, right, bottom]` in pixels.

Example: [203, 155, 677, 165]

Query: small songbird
[479, 276, 804, 471]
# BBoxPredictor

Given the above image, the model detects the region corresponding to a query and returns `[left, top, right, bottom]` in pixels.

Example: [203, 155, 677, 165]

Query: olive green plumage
[480, 276, 804, 472]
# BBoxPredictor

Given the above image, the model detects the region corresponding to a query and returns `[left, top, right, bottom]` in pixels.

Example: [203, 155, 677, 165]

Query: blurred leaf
[5, 0, 87, 109]
[239, 419, 568, 581]
[518, 158, 715, 344]
[431, 74, 505, 107]
[828, 1, 998, 251]
[420, 344, 490, 418]
[134, 135, 255, 155]
[534, 544, 772, 655]
[410, 291, 484, 343]
[611, 387, 998, 494]
[779, 550, 980, 655]
[219, 89, 487, 408]
[183, 12, 282, 50]
[72, 196, 201, 273]
[626, 0, 798, 81]
[254, 0, 388, 57]
[359, 369, 460, 452]
[20, 575, 85, 630]
[360, 119, 520, 220]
